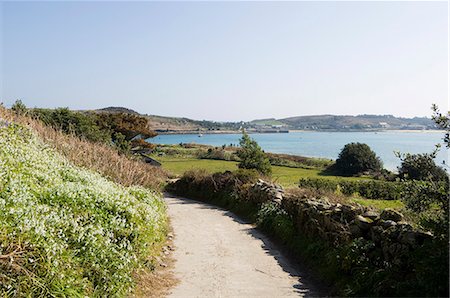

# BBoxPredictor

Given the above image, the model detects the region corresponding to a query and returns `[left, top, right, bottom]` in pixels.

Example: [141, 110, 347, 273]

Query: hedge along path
[165, 194, 319, 297]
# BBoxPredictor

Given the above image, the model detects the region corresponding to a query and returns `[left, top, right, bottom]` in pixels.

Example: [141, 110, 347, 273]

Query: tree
[237, 132, 272, 175]
[334, 142, 382, 176]
[31, 108, 111, 143]
[432, 104, 449, 147]
[399, 105, 449, 238]
[397, 150, 447, 182]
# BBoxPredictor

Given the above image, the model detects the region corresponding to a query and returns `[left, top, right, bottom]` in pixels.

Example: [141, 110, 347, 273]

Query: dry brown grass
[0, 107, 168, 190]
[131, 229, 179, 298]
[131, 265, 178, 298]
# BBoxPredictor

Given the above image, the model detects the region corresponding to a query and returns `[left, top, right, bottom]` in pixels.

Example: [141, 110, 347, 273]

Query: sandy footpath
[165, 194, 319, 298]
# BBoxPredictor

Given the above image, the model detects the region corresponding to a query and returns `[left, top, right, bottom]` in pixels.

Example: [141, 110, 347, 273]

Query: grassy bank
[0, 123, 168, 296]
[1, 106, 168, 190]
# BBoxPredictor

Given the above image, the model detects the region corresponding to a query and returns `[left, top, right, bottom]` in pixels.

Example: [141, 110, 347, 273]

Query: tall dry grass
[0, 106, 168, 190]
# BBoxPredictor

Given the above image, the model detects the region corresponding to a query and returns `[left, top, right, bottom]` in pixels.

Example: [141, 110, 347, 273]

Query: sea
[150, 131, 449, 171]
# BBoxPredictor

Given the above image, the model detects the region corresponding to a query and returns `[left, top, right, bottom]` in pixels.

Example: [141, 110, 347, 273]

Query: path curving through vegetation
[165, 194, 319, 297]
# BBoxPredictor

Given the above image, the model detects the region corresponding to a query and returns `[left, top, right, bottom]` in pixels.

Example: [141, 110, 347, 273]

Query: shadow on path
[164, 193, 326, 297]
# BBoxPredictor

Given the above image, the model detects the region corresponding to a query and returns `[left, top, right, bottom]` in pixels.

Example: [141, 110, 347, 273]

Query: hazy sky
[1, 1, 448, 121]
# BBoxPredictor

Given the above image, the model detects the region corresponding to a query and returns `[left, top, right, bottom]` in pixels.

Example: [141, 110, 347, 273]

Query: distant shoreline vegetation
[9, 103, 446, 171]
[67, 106, 443, 133]
[151, 131, 447, 171]
[154, 128, 444, 135]
[9, 104, 442, 136]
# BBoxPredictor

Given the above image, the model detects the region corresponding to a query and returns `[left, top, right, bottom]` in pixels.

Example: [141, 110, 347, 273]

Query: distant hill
[97, 107, 140, 114]
[95, 107, 240, 132]
[250, 118, 286, 126]
[94, 107, 438, 132]
[279, 114, 436, 130]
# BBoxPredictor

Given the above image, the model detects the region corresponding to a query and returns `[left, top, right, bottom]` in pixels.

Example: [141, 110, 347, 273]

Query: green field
[156, 156, 404, 209]
[156, 156, 363, 187]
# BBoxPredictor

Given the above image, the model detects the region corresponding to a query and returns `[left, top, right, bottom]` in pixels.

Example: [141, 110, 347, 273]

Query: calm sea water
[150, 131, 449, 171]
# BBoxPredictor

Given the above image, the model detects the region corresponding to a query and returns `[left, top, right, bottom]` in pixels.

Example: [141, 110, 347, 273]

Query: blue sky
[1, 1, 448, 121]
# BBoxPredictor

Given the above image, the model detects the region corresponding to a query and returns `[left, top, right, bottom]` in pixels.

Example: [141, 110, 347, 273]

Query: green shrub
[30, 108, 112, 143]
[237, 132, 272, 175]
[397, 151, 448, 182]
[432, 104, 449, 148]
[29, 108, 158, 147]
[113, 132, 131, 155]
[257, 202, 295, 243]
[334, 143, 382, 176]
[11, 99, 27, 115]
[401, 180, 449, 214]
[267, 153, 333, 170]
[298, 178, 404, 200]
[197, 147, 238, 161]
[95, 112, 157, 140]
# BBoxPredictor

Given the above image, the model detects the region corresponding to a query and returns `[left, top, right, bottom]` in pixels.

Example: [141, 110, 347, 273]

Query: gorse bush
[0, 123, 167, 297]
[30, 107, 112, 143]
[334, 142, 382, 176]
[28, 104, 157, 145]
[95, 111, 157, 140]
[113, 131, 132, 155]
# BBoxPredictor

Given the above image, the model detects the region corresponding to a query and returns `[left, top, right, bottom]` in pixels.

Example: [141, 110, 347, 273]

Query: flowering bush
[0, 123, 167, 297]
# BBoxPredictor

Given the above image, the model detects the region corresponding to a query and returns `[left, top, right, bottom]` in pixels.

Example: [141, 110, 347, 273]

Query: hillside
[95, 107, 241, 133]
[96, 107, 437, 132]
[279, 114, 435, 130]
[97, 106, 140, 114]
[0, 107, 169, 296]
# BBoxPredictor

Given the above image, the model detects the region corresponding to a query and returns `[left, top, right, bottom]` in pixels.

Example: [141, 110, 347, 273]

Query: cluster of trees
[11, 100, 157, 154]
[332, 129, 447, 185]
[190, 119, 244, 131]
[95, 112, 157, 140]
[236, 105, 449, 182]
[30, 107, 111, 143]
[329, 106, 449, 254]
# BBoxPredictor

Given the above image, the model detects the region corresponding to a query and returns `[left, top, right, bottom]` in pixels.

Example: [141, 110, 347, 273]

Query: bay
[150, 131, 449, 171]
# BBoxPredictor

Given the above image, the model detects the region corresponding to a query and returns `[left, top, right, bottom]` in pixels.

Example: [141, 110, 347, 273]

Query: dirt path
[165, 194, 319, 297]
